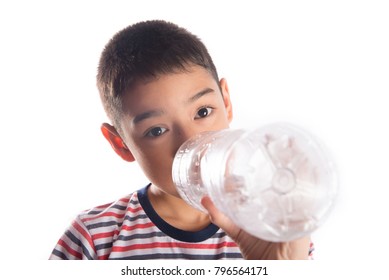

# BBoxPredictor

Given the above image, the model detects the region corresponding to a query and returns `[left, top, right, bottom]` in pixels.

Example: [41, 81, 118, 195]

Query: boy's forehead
[126, 65, 216, 97]
[132, 64, 208, 86]
[121, 65, 220, 115]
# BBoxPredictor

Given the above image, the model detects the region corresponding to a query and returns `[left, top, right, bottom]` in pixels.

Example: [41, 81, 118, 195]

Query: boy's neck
[147, 184, 212, 232]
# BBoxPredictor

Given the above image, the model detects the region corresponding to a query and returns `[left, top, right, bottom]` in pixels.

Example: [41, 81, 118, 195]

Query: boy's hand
[201, 196, 311, 260]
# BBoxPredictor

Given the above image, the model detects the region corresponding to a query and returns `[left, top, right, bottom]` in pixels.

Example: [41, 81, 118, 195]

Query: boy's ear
[100, 123, 135, 162]
[219, 78, 233, 123]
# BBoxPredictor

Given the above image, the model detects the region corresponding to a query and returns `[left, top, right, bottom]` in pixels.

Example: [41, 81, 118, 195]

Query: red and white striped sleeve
[49, 216, 97, 260]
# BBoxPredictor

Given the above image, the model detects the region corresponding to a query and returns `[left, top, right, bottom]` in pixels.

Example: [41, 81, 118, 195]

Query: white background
[0, 0, 388, 269]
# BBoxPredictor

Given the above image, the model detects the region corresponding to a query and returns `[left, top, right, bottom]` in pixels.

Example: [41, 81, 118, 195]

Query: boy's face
[111, 65, 233, 197]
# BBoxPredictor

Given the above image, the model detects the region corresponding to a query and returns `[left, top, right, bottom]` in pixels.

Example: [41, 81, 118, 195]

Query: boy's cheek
[139, 157, 178, 194]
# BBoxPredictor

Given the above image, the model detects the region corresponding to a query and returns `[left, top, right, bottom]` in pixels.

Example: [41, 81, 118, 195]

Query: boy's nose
[172, 127, 202, 155]
[177, 127, 199, 143]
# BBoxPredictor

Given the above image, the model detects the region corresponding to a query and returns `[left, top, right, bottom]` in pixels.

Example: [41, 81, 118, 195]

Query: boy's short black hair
[97, 20, 220, 131]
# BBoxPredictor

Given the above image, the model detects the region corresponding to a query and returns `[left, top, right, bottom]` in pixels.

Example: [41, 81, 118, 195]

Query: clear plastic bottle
[172, 123, 338, 242]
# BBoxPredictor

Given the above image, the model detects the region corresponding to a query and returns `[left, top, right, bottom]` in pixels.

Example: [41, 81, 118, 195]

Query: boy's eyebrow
[133, 109, 164, 125]
[187, 88, 215, 104]
[132, 88, 215, 125]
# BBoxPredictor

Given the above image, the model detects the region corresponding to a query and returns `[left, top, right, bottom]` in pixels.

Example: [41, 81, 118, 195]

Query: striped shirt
[49, 185, 243, 260]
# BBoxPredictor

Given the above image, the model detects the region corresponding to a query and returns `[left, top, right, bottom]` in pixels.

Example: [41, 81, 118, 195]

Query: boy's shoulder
[77, 186, 147, 227]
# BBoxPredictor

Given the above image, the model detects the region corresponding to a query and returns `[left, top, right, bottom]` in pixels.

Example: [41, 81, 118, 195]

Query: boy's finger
[201, 196, 239, 238]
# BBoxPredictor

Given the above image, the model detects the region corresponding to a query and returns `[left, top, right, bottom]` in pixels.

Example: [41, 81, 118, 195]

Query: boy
[49, 20, 312, 260]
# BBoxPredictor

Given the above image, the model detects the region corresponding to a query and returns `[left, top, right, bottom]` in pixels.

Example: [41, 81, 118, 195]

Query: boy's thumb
[201, 196, 239, 238]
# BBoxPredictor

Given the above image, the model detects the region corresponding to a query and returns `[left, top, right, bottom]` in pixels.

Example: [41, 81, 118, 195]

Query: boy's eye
[146, 127, 167, 137]
[195, 107, 213, 119]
